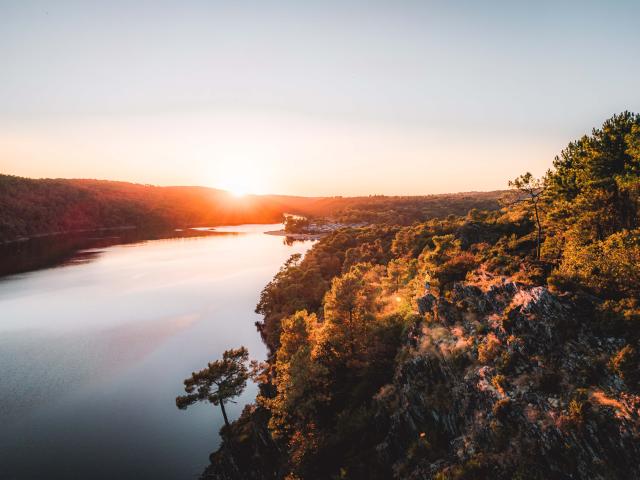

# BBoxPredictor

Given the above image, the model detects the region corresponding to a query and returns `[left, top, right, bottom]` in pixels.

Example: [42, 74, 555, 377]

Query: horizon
[2, 171, 509, 199]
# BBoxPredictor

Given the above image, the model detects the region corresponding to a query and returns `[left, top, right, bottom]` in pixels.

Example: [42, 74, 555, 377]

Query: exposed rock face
[417, 293, 436, 316]
[378, 280, 640, 479]
[201, 405, 282, 480]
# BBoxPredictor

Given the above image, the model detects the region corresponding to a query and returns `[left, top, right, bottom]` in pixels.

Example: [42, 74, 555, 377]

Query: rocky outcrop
[201, 405, 283, 480]
[204, 279, 640, 479]
[378, 280, 640, 479]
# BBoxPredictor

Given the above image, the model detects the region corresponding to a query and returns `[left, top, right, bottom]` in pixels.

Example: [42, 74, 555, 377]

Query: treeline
[0, 174, 503, 242]
[319, 191, 503, 225]
[210, 112, 640, 479]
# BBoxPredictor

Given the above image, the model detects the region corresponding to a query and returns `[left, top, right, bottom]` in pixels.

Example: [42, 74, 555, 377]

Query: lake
[0, 224, 313, 480]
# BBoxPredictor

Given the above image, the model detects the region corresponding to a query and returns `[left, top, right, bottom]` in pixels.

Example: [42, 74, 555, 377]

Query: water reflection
[0, 224, 314, 480]
[0, 227, 231, 277]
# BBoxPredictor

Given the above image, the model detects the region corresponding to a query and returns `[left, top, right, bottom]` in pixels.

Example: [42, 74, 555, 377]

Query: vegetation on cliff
[206, 112, 640, 479]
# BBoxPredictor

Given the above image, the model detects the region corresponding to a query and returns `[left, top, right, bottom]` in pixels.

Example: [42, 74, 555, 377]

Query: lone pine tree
[176, 347, 250, 427]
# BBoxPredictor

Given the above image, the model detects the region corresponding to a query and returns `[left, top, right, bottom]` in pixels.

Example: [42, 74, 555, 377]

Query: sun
[228, 186, 247, 198]
[218, 176, 256, 197]
[210, 160, 269, 197]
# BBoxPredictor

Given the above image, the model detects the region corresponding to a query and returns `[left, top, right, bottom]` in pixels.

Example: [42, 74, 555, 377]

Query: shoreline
[1, 221, 286, 245]
[0, 225, 139, 245]
[264, 229, 325, 240]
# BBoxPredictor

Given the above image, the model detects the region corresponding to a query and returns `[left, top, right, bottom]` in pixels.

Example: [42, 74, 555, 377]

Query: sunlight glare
[213, 163, 266, 197]
[228, 185, 247, 197]
[206, 143, 277, 196]
[219, 176, 251, 197]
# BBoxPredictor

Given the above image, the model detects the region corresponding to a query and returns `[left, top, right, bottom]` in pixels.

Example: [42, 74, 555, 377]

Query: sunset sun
[213, 162, 269, 197]
[227, 184, 247, 197]
[218, 176, 255, 197]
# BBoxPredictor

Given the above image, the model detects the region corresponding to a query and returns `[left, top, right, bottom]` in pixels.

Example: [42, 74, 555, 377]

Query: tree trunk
[219, 400, 230, 427]
[348, 309, 355, 357]
[533, 200, 542, 260]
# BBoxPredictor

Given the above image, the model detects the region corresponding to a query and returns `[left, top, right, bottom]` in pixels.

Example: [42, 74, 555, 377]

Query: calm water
[0, 224, 313, 480]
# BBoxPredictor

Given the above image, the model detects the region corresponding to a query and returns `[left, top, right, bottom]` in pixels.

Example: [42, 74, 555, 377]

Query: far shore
[0, 225, 139, 245]
[264, 229, 325, 240]
[2, 224, 325, 245]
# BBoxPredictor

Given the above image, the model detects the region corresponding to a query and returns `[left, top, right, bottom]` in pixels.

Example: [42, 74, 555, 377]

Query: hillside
[203, 112, 640, 479]
[0, 175, 503, 242]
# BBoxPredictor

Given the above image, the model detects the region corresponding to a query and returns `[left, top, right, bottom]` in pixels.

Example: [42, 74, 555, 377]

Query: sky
[1, 0, 639, 196]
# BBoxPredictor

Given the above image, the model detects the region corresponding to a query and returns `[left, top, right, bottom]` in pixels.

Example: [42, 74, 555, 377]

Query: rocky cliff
[376, 277, 640, 479]
[204, 275, 640, 479]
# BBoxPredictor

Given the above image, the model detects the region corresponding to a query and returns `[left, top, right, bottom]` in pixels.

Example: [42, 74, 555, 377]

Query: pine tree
[176, 347, 250, 427]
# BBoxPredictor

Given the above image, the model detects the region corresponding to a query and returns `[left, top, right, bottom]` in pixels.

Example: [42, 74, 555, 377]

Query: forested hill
[206, 112, 640, 479]
[0, 175, 503, 242]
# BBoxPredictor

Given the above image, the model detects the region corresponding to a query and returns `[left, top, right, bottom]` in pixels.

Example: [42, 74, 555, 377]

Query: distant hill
[0, 174, 504, 242]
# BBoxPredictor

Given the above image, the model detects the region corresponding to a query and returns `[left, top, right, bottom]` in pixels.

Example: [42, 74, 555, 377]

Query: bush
[478, 333, 501, 364]
[610, 345, 640, 390]
[556, 230, 640, 297]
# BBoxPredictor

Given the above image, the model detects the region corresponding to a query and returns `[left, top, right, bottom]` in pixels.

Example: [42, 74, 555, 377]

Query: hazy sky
[1, 0, 639, 196]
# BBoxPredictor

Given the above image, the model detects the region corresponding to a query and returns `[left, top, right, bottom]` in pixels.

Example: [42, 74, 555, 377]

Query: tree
[266, 311, 330, 442]
[542, 113, 640, 292]
[418, 234, 476, 293]
[507, 172, 545, 259]
[385, 259, 409, 293]
[176, 347, 250, 427]
[545, 112, 640, 242]
[323, 271, 364, 358]
[284, 216, 310, 233]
